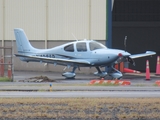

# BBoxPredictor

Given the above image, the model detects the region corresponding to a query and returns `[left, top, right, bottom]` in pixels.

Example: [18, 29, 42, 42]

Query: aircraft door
[76, 42, 89, 58]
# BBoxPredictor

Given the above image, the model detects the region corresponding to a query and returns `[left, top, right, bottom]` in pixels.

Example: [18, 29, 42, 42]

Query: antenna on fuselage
[71, 33, 78, 41]
[124, 36, 127, 52]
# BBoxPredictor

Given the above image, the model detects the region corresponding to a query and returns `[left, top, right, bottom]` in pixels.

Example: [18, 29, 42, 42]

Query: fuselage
[14, 28, 156, 79]
[20, 40, 131, 67]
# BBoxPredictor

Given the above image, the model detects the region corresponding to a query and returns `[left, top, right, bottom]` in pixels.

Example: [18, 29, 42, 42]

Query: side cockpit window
[76, 42, 87, 52]
[64, 44, 74, 52]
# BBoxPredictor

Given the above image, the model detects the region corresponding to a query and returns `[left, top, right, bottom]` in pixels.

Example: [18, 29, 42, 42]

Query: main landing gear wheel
[62, 67, 77, 79]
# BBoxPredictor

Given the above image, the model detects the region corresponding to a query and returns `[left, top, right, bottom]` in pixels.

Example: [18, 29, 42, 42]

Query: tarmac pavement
[0, 91, 160, 98]
[0, 71, 159, 97]
[0, 70, 159, 90]
[12, 70, 160, 84]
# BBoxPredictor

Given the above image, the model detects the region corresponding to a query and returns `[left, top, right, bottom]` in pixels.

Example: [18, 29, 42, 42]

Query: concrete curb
[0, 86, 160, 91]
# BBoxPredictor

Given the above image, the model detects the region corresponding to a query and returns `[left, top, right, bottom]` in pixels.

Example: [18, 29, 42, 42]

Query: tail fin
[14, 28, 36, 53]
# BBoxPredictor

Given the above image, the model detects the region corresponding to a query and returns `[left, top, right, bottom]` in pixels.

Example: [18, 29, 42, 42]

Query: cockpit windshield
[89, 42, 107, 51]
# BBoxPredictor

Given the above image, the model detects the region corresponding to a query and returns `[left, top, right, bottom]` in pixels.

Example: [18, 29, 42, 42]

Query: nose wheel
[108, 66, 123, 79]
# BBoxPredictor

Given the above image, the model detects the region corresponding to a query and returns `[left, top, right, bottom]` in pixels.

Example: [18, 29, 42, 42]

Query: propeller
[124, 36, 127, 52]
[123, 36, 135, 66]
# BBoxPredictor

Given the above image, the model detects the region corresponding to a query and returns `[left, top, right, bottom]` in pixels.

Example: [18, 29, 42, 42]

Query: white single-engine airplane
[14, 28, 156, 79]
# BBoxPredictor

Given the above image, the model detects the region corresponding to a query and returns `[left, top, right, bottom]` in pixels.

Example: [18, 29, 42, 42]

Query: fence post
[8, 61, 12, 79]
[0, 58, 4, 77]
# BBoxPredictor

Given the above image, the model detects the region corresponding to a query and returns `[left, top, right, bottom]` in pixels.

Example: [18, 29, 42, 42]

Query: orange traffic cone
[155, 56, 160, 75]
[146, 60, 150, 80]
[123, 68, 141, 74]
[114, 64, 119, 70]
[120, 62, 124, 72]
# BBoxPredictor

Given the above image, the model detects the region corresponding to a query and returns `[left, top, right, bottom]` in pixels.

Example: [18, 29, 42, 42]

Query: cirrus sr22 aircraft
[14, 28, 156, 79]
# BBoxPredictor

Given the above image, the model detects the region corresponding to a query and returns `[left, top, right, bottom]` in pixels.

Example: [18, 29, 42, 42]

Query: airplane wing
[14, 54, 91, 65]
[120, 51, 156, 66]
[129, 51, 156, 59]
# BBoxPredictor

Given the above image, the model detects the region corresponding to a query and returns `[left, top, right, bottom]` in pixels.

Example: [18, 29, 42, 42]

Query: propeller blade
[124, 36, 127, 52]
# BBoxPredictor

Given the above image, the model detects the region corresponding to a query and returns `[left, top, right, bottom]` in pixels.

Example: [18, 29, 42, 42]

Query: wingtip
[146, 51, 156, 55]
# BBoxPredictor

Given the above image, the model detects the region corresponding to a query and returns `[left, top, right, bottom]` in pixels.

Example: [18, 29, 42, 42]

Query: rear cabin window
[76, 42, 87, 52]
[64, 44, 74, 52]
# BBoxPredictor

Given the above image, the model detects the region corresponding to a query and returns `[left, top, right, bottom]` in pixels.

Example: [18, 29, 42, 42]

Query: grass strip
[0, 98, 159, 119]
[0, 77, 11, 82]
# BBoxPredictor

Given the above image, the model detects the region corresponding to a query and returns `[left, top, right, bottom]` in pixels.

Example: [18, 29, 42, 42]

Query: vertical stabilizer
[14, 28, 35, 53]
